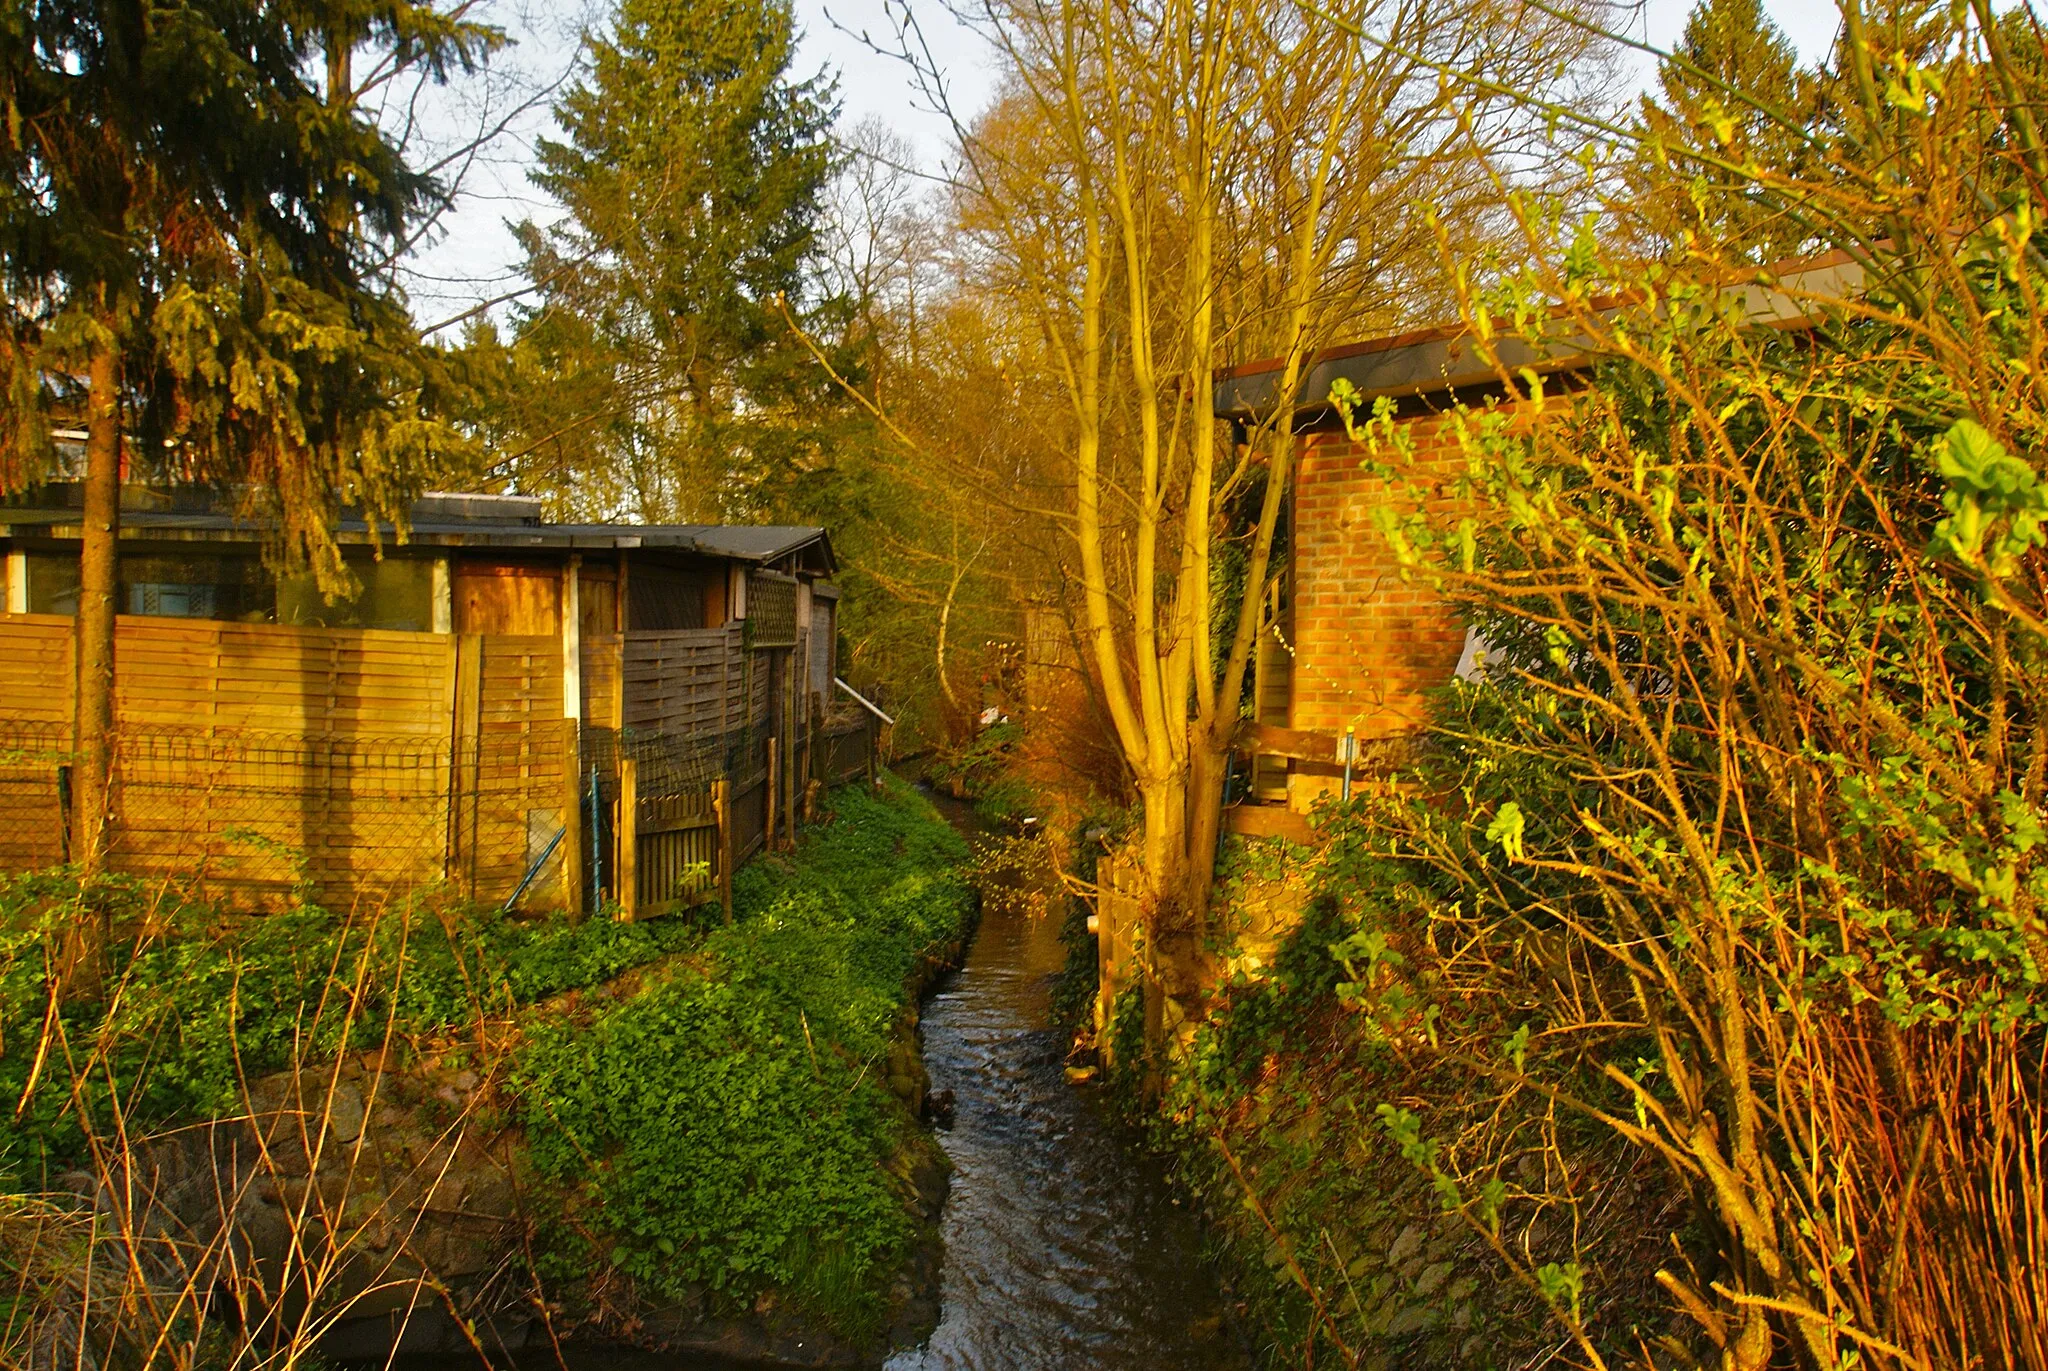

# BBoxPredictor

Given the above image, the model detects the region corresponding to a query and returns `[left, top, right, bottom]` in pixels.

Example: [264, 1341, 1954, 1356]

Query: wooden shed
[0, 488, 875, 913]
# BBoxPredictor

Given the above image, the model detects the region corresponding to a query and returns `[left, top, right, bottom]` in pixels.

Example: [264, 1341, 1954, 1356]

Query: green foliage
[0, 778, 974, 1343]
[0, 0, 489, 584]
[1131, 823, 1681, 1367]
[511, 777, 972, 1337]
[926, 721, 1038, 824]
[0, 872, 694, 1185]
[1931, 418, 2048, 580]
[1322, 17, 2048, 1351]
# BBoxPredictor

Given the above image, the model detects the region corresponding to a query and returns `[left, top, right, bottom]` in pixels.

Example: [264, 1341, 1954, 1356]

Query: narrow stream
[893, 795, 1246, 1371]
[366, 793, 1246, 1371]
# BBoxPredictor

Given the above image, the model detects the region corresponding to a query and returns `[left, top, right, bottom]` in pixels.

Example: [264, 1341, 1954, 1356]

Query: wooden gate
[616, 757, 728, 918]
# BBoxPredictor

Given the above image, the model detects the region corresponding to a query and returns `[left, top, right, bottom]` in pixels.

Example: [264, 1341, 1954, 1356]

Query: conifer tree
[1640, 0, 1820, 259]
[485, 0, 837, 521]
[0, 0, 490, 869]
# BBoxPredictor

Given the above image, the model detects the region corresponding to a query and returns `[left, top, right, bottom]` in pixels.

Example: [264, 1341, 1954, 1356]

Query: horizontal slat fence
[0, 611, 877, 916]
[622, 625, 751, 737]
[0, 615, 566, 910]
[820, 718, 876, 787]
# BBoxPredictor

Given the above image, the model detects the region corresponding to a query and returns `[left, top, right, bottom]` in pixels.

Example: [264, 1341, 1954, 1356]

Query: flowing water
[888, 795, 1247, 1371]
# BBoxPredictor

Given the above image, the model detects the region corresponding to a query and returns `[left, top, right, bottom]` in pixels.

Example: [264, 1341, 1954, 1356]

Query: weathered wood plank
[1224, 803, 1318, 844]
[1233, 720, 1342, 763]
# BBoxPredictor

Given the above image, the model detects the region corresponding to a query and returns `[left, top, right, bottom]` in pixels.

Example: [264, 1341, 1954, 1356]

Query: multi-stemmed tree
[853, 0, 1602, 955]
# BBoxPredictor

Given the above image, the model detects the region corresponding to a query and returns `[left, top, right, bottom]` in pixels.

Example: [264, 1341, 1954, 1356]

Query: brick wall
[1284, 399, 1545, 808]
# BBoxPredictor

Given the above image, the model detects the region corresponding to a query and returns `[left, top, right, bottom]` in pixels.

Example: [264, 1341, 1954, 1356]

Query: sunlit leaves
[1929, 418, 2048, 581]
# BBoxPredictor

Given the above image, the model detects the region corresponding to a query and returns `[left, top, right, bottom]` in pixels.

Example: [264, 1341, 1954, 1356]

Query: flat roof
[1216, 251, 1867, 423]
[0, 496, 836, 572]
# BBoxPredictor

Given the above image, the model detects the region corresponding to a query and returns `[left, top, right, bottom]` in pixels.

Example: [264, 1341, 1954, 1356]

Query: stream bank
[0, 779, 974, 1371]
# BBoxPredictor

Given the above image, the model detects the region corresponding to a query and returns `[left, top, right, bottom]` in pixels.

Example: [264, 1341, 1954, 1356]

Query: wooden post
[560, 556, 584, 917]
[785, 732, 799, 845]
[712, 776, 733, 922]
[447, 633, 483, 897]
[561, 723, 584, 918]
[765, 737, 779, 851]
[1094, 856, 1116, 1063]
[617, 753, 639, 921]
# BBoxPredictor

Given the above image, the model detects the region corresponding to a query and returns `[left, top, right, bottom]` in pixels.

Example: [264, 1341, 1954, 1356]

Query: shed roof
[0, 487, 837, 573]
[1214, 251, 1867, 424]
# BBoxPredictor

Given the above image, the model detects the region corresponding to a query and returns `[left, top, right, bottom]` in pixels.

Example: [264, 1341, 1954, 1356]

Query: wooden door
[453, 561, 561, 636]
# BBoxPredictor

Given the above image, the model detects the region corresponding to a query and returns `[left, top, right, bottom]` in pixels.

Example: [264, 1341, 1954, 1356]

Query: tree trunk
[71, 338, 122, 873]
[1181, 730, 1231, 921]
[71, 339, 121, 873]
[935, 566, 962, 710]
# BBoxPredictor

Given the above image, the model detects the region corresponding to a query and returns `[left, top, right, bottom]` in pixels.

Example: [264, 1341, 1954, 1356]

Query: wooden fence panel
[583, 632, 623, 730]
[113, 623, 456, 907]
[113, 620, 453, 737]
[0, 618, 74, 870]
[728, 733, 769, 865]
[633, 789, 718, 910]
[0, 615, 464, 906]
[0, 617, 73, 724]
[819, 720, 872, 786]
[466, 634, 566, 905]
[622, 625, 743, 738]
[0, 612, 858, 912]
[748, 644, 770, 727]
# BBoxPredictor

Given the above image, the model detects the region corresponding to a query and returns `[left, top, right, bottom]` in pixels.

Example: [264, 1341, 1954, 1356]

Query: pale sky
[396, 0, 1847, 334]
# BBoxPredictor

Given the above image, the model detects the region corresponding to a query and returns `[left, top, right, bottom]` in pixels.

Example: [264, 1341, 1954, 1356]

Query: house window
[277, 554, 435, 631]
[627, 562, 712, 632]
[25, 550, 270, 621]
[21, 547, 434, 629]
[129, 582, 217, 617]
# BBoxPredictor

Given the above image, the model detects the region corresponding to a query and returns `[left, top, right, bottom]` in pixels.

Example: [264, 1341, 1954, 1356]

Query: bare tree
[855, 0, 1604, 970]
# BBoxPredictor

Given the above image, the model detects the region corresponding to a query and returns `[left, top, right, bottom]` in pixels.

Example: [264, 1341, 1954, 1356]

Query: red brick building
[1213, 254, 1866, 821]
[1215, 324, 1585, 818]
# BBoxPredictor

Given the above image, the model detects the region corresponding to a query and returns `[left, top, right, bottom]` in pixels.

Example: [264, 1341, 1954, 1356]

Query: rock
[925, 1089, 956, 1128]
[326, 1081, 366, 1144]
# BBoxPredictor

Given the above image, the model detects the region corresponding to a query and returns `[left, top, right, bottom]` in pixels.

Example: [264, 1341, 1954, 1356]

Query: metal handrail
[833, 677, 895, 726]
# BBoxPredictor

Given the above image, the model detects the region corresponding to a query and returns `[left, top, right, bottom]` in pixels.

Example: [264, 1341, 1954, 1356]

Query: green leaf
[1486, 803, 1526, 863]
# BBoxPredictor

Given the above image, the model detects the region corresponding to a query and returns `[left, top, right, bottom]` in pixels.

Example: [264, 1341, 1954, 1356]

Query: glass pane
[121, 553, 272, 621]
[27, 553, 80, 615]
[277, 553, 435, 632]
[28, 550, 271, 621]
